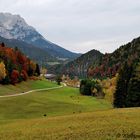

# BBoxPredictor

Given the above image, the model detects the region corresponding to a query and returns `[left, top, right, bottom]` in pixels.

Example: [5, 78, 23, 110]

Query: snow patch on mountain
[0, 12, 41, 41]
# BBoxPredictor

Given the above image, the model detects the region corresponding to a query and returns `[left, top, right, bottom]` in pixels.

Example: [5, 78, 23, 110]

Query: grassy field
[0, 86, 111, 120]
[0, 79, 58, 96]
[0, 108, 139, 140]
[0, 80, 139, 140]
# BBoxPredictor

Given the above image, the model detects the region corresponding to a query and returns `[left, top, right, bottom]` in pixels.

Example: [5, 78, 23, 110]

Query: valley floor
[0, 80, 139, 140]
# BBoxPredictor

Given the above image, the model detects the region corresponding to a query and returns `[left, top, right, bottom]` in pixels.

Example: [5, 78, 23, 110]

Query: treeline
[114, 60, 140, 107]
[0, 43, 40, 85]
[79, 60, 140, 108]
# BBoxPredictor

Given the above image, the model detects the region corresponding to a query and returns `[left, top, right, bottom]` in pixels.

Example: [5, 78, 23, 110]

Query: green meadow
[0, 79, 139, 140]
[0, 79, 58, 96]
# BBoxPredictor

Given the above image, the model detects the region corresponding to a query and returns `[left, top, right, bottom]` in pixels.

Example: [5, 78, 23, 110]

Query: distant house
[45, 74, 56, 81]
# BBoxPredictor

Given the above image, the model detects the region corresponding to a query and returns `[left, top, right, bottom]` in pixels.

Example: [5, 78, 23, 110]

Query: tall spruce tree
[113, 62, 132, 108]
[35, 64, 40, 76]
[126, 62, 140, 107]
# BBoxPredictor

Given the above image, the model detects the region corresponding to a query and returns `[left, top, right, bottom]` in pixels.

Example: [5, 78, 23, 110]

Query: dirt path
[0, 86, 63, 98]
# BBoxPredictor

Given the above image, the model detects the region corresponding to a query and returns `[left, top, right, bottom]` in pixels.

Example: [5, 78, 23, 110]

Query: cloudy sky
[0, 0, 140, 53]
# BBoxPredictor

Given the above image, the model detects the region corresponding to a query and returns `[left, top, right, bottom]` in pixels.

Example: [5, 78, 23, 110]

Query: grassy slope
[0, 108, 139, 140]
[0, 80, 139, 139]
[0, 87, 111, 120]
[0, 79, 58, 96]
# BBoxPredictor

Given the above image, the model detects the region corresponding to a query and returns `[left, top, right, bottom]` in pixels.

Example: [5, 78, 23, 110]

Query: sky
[0, 0, 140, 53]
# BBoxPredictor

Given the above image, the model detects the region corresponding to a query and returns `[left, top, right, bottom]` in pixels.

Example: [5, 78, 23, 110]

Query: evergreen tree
[35, 64, 40, 76]
[1, 42, 5, 47]
[113, 62, 132, 108]
[84, 80, 92, 96]
[126, 62, 140, 107]
[56, 75, 62, 85]
[113, 69, 125, 108]
[80, 80, 87, 95]
[80, 79, 92, 96]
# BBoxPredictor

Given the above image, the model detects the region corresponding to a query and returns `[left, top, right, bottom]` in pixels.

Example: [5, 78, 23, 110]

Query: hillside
[88, 37, 140, 78]
[0, 85, 111, 119]
[0, 12, 80, 62]
[0, 36, 57, 66]
[0, 79, 58, 96]
[0, 43, 39, 84]
[50, 49, 103, 78]
[55, 37, 140, 78]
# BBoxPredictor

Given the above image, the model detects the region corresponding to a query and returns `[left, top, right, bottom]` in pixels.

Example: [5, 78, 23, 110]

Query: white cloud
[0, 0, 140, 53]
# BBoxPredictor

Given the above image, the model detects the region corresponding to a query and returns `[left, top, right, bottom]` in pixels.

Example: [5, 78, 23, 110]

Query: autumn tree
[0, 62, 6, 81]
[28, 61, 36, 76]
[21, 70, 28, 81]
[41, 68, 47, 77]
[10, 70, 20, 85]
[0, 42, 39, 84]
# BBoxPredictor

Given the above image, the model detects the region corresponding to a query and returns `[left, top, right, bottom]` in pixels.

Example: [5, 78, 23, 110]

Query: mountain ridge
[52, 37, 140, 78]
[49, 49, 103, 77]
[0, 12, 80, 60]
[0, 36, 57, 66]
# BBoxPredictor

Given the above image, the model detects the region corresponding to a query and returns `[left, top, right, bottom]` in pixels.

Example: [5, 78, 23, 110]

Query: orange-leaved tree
[0, 61, 6, 81]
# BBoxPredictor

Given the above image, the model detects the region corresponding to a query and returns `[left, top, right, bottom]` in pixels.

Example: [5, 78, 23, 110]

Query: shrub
[80, 79, 104, 97]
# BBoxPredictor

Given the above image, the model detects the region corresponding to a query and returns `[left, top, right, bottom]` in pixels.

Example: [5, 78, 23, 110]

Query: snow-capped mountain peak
[0, 12, 40, 40]
[0, 13, 28, 29]
[0, 12, 80, 59]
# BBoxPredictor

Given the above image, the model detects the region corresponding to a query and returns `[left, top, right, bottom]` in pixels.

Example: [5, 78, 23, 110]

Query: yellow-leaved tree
[0, 62, 6, 81]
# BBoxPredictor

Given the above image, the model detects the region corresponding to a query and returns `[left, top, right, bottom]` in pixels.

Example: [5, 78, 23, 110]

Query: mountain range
[0, 13, 139, 79]
[51, 37, 140, 78]
[0, 12, 80, 66]
[87, 36, 140, 78]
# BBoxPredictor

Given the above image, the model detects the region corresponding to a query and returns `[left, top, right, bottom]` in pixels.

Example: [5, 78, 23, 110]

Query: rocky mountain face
[0, 13, 80, 62]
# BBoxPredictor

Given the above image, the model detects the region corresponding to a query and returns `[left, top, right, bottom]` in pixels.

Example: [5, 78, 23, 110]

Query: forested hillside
[50, 49, 103, 78]
[88, 37, 140, 78]
[0, 42, 40, 85]
[0, 36, 57, 66]
[52, 37, 140, 79]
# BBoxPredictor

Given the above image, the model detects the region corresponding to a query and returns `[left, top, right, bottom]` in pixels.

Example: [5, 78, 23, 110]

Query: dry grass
[0, 108, 139, 140]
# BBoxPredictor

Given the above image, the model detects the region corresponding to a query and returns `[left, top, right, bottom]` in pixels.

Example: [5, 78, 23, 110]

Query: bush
[80, 79, 104, 97]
